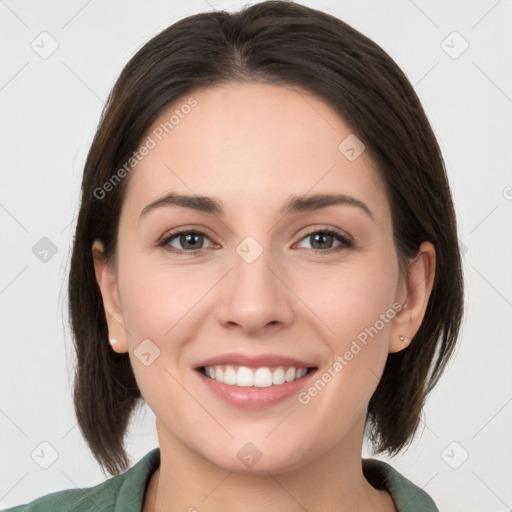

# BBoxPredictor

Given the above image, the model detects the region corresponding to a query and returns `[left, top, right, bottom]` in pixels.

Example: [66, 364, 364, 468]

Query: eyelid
[159, 225, 215, 243]
[296, 225, 354, 245]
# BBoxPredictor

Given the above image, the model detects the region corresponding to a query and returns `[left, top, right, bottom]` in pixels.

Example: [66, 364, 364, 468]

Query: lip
[195, 366, 319, 409]
[193, 352, 317, 370]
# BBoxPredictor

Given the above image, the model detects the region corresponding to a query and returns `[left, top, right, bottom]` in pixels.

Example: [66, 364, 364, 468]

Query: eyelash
[158, 226, 353, 255]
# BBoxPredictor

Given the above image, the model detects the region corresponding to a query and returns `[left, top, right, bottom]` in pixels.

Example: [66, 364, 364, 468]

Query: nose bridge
[233, 233, 279, 301]
[218, 233, 292, 331]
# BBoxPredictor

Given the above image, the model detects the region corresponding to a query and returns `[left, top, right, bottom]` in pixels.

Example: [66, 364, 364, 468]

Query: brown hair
[68, 0, 464, 476]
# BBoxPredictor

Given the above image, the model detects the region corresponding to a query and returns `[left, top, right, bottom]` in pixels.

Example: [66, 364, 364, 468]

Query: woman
[2, 1, 463, 510]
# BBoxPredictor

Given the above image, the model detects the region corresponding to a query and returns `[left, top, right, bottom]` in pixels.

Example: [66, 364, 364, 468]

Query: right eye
[160, 229, 215, 254]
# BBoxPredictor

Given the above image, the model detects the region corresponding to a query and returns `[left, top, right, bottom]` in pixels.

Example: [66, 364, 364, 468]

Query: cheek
[119, 251, 206, 339]
[293, 254, 399, 409]
[117, 263, 197, 413]
[298, 255, 399, 344]
[116, 252, 218, 399]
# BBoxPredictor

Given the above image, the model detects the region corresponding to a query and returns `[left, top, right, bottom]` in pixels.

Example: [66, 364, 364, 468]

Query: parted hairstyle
[68, 0, 464, 476]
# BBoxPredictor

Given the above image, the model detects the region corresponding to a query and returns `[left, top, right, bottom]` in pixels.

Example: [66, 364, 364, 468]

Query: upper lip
[194, 352, 317, 369]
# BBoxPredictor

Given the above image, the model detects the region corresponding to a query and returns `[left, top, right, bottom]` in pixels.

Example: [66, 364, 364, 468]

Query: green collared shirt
[1, 448, 438, 511]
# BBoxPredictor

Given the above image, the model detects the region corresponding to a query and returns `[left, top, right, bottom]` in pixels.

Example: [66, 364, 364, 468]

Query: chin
[198, 435, 314, 475]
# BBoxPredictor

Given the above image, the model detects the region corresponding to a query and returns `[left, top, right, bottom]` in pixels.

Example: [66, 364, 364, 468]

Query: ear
[389, 241, 436, 353]
[92, 239, 129, 353]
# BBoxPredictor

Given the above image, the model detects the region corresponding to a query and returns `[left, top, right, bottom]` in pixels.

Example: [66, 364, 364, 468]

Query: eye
[295, 229, 353, 252]
[159, 227, 352, 254]
[160, 229, 214, 253]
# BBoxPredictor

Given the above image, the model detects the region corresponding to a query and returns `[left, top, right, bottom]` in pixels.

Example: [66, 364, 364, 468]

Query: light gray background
[1, 0, 511, 510]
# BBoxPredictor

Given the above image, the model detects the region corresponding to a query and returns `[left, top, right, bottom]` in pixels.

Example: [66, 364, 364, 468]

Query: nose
[216, 239, 295, 336]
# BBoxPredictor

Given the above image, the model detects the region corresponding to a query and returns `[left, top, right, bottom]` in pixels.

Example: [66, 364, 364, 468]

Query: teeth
[285, 367, 296, 382]
[272, 367, 286, 385]
[203, 365, 310, 387]
[224, 365, 237, 385]
[254, 368, 273, 387]
[237, 366, 254, 386]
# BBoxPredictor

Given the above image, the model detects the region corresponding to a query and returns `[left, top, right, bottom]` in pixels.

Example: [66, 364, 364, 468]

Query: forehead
[122, 81, 387, 220]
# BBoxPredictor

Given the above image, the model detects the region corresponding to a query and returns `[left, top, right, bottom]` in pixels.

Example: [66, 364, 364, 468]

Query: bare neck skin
[142, 414, 396, 512]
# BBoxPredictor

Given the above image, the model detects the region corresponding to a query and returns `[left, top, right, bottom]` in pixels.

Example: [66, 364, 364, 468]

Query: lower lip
[196, 368, 318, 409]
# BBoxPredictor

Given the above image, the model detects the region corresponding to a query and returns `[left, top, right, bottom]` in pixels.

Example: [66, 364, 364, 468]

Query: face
[94, 81, 426, 474]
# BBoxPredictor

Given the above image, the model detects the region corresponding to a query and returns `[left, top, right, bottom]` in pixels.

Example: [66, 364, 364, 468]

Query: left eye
[295, 230, 352, 251]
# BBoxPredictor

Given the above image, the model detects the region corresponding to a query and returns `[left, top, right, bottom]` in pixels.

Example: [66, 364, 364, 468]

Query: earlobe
[389, 241, 436, 353]
[92, 239, 129, 354]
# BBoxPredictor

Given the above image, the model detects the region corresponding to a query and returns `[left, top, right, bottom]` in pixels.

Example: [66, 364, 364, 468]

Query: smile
[200, 365, 314, 387]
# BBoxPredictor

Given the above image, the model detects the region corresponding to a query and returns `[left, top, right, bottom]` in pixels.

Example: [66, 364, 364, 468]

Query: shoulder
[362, 458, 439, 512]
[1, 448, 161, 512]
[1, 480, 119, 512]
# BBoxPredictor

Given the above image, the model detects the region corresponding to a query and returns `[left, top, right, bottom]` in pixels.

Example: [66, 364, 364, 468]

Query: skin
[93, 81, 435, 512]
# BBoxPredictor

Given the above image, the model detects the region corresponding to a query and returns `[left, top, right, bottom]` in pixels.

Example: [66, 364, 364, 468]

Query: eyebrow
[139, 192, 374, 220]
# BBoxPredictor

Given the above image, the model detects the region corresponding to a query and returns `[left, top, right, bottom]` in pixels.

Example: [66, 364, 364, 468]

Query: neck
[143, 416, 396, 512]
